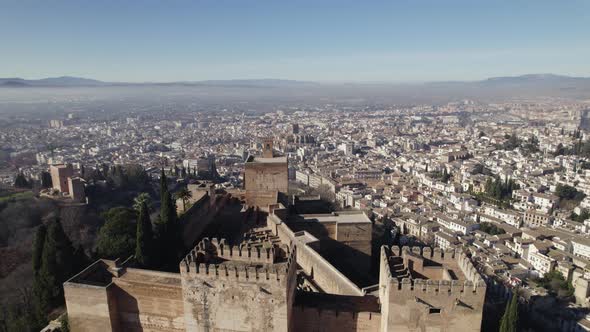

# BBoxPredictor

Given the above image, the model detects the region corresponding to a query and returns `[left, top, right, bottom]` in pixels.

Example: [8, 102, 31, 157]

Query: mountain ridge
[1, 74, 589, 87]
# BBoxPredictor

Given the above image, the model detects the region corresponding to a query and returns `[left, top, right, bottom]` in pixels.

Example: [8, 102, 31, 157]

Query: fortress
[63, 141, 486, 331]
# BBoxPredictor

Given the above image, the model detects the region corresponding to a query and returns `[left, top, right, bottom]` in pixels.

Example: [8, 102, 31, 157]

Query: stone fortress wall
[267, 209, 365, 296]
[64, 259, 185, 332]
[379, 245, 487, 332]
[292, 305, 381, 331]
[180, 237, 297, 331]
[63, 140, 487, 332]
[64, 215, 487, 332]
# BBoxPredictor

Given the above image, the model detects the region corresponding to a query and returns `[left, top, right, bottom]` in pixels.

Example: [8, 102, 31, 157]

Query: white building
[572, 238, 590, 260]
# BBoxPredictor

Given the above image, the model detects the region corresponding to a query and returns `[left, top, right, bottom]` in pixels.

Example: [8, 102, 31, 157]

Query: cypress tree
[40, 171, 53, 189]
[37, 219, 75, 310]
[32, 224, 49, 327]
[160, 168, 168, 196]
[135, 201, 154, 268]
[32, 225, 47, 275]
[73, 245, 88, 273]
[499, 290, 518, 332]
[158, 189, 179, 269]
[14, 173, 29, 188]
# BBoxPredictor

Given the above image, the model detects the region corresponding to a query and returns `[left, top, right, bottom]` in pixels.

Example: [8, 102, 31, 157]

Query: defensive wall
[267, 210, 364, 296]
[179, 238, 297, 331]
[379, 245, 487, 332]
[64, 259, 185, 332]
[292, 292, 381, 332]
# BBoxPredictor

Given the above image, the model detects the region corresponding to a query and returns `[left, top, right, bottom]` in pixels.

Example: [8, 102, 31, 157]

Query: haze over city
[2, 2, 590, 332]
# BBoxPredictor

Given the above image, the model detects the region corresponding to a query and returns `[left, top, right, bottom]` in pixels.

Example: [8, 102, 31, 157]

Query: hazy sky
[1, 0, 589, 82]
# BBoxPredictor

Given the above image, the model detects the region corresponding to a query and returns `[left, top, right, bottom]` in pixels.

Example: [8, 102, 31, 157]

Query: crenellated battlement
[389, 245, 462, 264]
[181, 260, 288, 284]
[381, 245, 486, 295]
[389, 277, 487, 295]
[180, 239, 296, 285]
[191, 237, 279, 264]
[456, 248, 485, 285]
[217, 242, 277, 264]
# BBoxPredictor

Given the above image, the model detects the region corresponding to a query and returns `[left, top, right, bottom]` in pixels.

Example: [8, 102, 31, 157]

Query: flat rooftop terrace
[289, 211, 371, 224]
[246, 156, 288, 164]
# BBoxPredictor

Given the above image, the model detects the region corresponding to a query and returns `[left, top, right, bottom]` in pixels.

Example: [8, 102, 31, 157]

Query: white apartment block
[528, 251, 556, 277]
[572, 239, 590, 260]
[435, 213, 479, 235]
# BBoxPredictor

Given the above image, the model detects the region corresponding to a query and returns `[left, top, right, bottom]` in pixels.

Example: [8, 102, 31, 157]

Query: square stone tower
[180, 238, 297, 331]
[379, 246, 486, 332]
[50, 163, 74, 193]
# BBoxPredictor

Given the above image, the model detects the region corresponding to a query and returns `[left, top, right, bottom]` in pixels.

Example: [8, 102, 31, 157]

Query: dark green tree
[157, 188, 179, 269]
[124, 164, 150, 189]
[32, 225, 47, 275]
[109, 165, 128, 188]
[556, 184, 585, 201]
[160, 168, 168, 195]
[14, 173, 30, 188]
[40, 171, 53, 188]
[499, 290, 519, 332]
[135, 201, 154, 267]
[73, 245, 89, 273]
[96, 207, 136, 259]
[2, 297, 45, 332]
[31, 225, 48, 327]
[441, 168, 450, 183]
[37, 219, 75, 312]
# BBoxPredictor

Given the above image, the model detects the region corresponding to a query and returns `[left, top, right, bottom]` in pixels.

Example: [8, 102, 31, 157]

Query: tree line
[1, 168, 188, 331]
[95, 169, 184, 271]
[0, 218, 87, 331]
[483, 177, 519, 202]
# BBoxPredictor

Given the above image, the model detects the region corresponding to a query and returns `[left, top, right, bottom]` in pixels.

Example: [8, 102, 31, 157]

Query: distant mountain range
[0, 76, 107, 87]
[0, 76, 316, 88]
[481, 73, 590, 84]
[2, 74, 590, 102]
[1, 73, 589, 88]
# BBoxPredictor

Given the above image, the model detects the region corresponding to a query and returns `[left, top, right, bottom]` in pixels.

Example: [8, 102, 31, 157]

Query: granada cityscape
[1, 1, 590, 332]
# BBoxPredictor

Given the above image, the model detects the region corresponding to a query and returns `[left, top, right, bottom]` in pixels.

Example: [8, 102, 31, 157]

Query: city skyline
[3, 2, 590, 331]
[2, 0, 589, 82]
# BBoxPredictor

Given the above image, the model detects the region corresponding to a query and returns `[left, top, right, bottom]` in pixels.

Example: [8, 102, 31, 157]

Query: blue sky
[1, 0, 589, 82]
